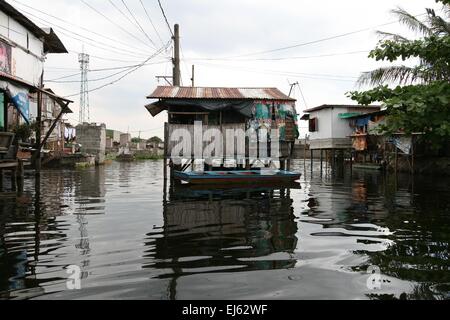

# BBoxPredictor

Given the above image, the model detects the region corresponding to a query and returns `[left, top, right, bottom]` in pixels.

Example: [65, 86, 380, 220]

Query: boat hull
[173, 170, 301, 185]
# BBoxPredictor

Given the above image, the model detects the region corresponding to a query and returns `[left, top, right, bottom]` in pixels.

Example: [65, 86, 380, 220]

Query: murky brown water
[0, 160, 449, 300]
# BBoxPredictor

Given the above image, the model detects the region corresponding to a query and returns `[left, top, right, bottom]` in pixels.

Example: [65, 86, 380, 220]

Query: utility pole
[172, 24, 181, 87]
[191, 65, 195, 87]
[288, 81, 299, 97]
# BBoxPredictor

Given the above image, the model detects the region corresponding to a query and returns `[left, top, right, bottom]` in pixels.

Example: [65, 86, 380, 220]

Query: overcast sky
[6, 0, 444, 138]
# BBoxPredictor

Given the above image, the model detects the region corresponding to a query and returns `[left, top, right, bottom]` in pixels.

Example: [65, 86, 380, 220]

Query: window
[309, 118, 318, 132]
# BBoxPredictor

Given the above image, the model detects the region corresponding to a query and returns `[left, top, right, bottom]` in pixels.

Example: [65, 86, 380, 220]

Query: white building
[302, 104, 380, 150]
[0, 0, 72, 145]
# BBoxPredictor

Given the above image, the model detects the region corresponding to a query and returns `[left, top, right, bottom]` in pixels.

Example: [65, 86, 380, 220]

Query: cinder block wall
[76, 123, 106, 164]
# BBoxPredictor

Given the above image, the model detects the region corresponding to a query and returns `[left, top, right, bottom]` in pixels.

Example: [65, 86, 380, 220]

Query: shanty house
[301, 104, 381, 150]
[0, 0, 72, 163]
[146, 86, 299, 169]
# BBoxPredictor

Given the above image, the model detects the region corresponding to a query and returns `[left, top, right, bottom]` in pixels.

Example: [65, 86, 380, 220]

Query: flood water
[0, 160, 449, 300]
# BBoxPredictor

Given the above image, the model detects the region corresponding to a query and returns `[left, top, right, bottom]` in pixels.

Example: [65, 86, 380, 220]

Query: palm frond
[357, 66, 425, 87]
[426, 9, 450, 35]
[376, 30, 409, 42]
[391, 7, 432, 36]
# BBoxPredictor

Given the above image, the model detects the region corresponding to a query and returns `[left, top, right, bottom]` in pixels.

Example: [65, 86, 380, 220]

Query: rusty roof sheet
[147, 86, 295, 101]
[304, 104, 381, 113]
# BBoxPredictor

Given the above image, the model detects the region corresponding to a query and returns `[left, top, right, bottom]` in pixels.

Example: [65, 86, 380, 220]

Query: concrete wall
[0, 10, 45, 86]
[120, 133, 131, 146]
[76, 123, 106, 164]
[309, 109, 332, 141]
[308, 107, 380, 149]
[106, 129, 122, 143]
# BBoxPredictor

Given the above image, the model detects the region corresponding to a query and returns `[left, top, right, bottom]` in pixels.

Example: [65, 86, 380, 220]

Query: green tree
[358, 2, 450, 86]
[147, 136, 162, 144]
[349, 0, 450, 150]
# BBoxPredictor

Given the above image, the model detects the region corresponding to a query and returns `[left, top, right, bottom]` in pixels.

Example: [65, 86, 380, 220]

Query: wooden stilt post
[349, 149, 353, 172]
[163, 122, 168, 181]
[395, 144, 398, 174]
[411, 135, 415, 175]
[17, 159, 24, 194]
[35, 89, 42, 175]
[320, 149, 323, 176]
[310, 149, 313, 173]
[303, 136, 307, 172]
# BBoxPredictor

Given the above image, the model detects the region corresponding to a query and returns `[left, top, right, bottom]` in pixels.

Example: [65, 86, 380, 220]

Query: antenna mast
[79, 49, 90, 123]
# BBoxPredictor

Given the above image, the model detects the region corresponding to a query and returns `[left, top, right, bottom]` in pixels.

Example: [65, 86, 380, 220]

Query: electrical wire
[64, 41, 171, 98]
[195, 61, 359, 82]
[9, 0, 153, 54]
[120, 0, 157, 48]
[79, 0, 157, 50]
[189, 13, 427, 60]
[184, 50, 371, 62]
[139, 0, 165, 46]
[46, 60, 168, 83]
[16, 7, 154, 59]
[157, 0, 174, 37]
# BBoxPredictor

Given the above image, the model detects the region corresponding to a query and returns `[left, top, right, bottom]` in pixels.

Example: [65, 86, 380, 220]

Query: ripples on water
[0, 160, 448, 300]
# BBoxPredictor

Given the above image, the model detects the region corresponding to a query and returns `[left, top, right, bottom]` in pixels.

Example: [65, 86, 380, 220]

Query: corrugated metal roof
[0, 1, 67, 53]
[304, 104, 381, 113]
[147, 86, 295, 101]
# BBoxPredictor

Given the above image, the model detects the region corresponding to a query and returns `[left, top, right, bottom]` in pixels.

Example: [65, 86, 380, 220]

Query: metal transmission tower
[78, 52, 90, 123]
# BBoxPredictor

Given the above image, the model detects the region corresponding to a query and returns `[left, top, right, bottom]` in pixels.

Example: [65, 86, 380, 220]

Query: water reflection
[302, 170, 450, 300]
[145, 183, 299, 299]
[0, 161, 448, 300]
[0, 167, 108, 299]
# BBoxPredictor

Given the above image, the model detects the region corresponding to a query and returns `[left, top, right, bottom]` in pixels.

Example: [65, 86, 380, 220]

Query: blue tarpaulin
[356, 116, 370, 127]
[0, 81, 30, 124]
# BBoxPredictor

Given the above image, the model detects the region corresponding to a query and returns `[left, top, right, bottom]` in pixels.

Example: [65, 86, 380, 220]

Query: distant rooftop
[0, 0, 67, 53]
[147, 86, 295, 101]
[304, 104, 381, 113]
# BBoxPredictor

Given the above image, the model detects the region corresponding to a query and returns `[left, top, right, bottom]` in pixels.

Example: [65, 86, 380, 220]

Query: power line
[198, 13, 427, 60]
[120, 0, 157, 48]
[107, 0, 155, 49]
[195, 61, 359, 82]
[64, 41, 171, 98]
[108, 0, 141, 30]
[44, 59, 170, 78]
[157, 0, 174, 37]
[16, 6, 153, 59]
[129, 126, 165, 133]
[68, 50, 147, 64]
[45, 72, 81, 81]
[9, 0, 153, 54]
[46, 60, 168, 83]
[79, 0, 157, 51]
[184, 50, 371, 62]
[139, 0, 165, 46]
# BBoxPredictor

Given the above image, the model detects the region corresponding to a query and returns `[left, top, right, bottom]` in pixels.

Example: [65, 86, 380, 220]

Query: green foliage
[358, 4, 450, 86]
[134, 153, 163, 160]
[147, 136, 162, 144]
[131, 137, 142, 143]
[13, 122, 37, 142]
[350, 3, 450, 150]
[348, 81, 450, 149]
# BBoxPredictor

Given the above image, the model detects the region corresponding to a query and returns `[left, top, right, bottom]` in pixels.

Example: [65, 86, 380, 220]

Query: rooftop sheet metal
[147, 86, 295, 101]
[304, 104, 381, 113]
[0, 0, 67, 53]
